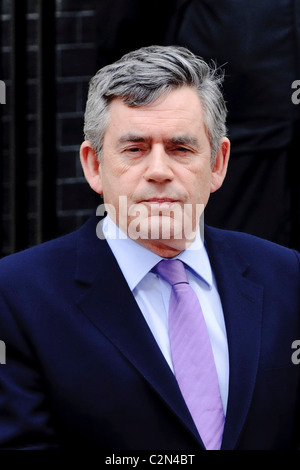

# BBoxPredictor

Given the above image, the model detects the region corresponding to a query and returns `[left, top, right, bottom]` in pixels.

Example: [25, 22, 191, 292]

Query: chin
[128, 215, 193, 242]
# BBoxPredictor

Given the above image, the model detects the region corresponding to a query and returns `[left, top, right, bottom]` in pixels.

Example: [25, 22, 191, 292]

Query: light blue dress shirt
[101, 215, 229, 412]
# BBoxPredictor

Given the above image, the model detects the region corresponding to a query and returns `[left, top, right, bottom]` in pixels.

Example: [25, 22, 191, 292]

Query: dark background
[1, 0, 299, 258]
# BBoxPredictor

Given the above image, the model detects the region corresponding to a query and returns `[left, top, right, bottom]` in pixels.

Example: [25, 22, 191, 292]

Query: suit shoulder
[0, 230, 78, 284]
[205, 225, 300, 268]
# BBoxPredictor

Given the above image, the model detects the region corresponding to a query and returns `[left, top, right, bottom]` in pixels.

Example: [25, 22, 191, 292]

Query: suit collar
[102, 215, 213, 290]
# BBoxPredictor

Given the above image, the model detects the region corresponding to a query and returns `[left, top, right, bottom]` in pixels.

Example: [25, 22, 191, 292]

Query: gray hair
[83, 45, 227, 164]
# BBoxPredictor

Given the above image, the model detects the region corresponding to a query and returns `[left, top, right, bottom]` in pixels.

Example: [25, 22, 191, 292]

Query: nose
[144, 146, 174, 183]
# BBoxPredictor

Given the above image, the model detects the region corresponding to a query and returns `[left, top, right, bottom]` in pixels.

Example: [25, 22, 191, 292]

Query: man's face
[81, 86, 229, 257]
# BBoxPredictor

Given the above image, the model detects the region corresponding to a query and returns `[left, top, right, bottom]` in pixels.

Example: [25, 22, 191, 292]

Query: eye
[172, 146, 193, 155]
[122, 146, 142, 154]
[122, 146, 146, 158]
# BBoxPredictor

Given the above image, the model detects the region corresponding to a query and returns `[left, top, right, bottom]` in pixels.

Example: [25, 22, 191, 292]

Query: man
[0, 46, 299, 450]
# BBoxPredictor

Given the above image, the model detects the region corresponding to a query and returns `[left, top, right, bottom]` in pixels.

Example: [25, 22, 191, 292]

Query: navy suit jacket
[0, 215, 300, 450]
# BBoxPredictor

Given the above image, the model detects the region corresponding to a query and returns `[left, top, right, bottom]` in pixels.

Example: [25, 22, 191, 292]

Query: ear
[210, 137, 230, 193]
[80, 141, 103, 194]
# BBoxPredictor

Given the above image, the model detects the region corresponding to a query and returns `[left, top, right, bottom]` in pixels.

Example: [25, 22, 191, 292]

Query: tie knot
[153, 259, 188, 286]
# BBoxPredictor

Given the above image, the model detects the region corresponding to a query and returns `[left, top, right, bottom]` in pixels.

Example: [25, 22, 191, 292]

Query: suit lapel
[74, 216, 203, 447]
[205, 226, 264, 450]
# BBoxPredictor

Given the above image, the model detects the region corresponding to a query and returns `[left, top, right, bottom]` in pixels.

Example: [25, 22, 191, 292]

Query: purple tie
[154, 259, 225, 450]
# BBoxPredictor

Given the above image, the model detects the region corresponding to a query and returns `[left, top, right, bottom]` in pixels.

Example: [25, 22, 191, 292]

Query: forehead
[104, 87, 206, 140]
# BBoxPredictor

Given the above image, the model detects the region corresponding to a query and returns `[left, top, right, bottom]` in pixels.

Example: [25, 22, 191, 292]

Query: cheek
[100, 157, 122, 188]
[185, 169, 212, 202]
[101, 165, 140, 202]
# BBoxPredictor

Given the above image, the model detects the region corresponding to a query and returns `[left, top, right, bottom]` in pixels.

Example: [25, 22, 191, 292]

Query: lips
[138, 198, 181, 213]
[141, 198, 180, 208]
[144, 198, 178, 204]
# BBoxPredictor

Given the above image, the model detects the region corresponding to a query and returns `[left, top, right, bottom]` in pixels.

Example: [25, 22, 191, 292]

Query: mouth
[141, 198, 180, 210]
[142, 198, 179, 204]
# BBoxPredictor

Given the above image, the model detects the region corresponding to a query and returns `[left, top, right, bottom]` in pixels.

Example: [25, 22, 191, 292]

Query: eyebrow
[118, 133, 200, 148]
[168, 135, 199, 148]
[118, 133, 150, 144]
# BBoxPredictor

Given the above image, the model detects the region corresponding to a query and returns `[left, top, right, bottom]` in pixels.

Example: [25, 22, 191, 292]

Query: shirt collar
[102, 215, 213, 291]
